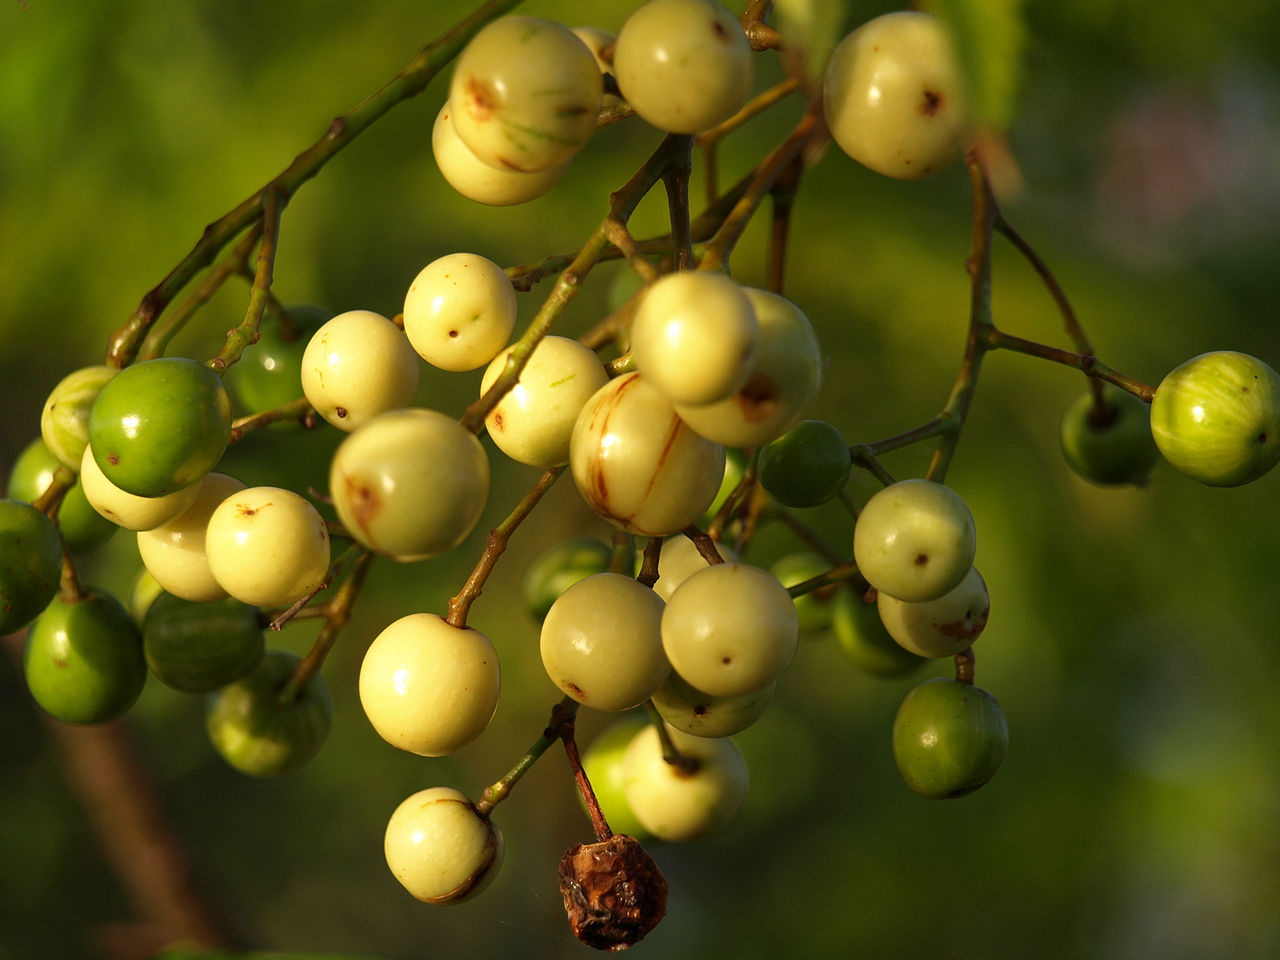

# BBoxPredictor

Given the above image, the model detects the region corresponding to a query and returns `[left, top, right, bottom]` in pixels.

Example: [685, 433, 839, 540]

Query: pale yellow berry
[613, 0, 753, 134]
[300, 309, 420, 431]
[480, 336, 609, 467]
[384, 787, 503, 904]
[329, 408, 490, 562]
[205, 486, 331, 609]
[650, 535, 737, 602]
[570, 373, 725, 536]
[674, 288, 822, 448]
[432, 101, 570, 206]
[359, 613, 500, 757]
[823, 12, 973, 179]
[540, 573, 669, 711]
[622, 723, 749, 842]
[449, 16, 602, 172]
[629, 271, 758, 406]
[403, 253, 517, 373]
[877, 566, 989, 657]
[136, 473, 246, 602]
[651, 673, 775, 738]
[570, 27, 624, 109]
[79, 444, 201, 531]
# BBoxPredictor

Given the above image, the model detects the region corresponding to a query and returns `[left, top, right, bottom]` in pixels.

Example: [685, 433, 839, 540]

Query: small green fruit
[521, 536, 614, 621]
[830, 585, 923, 677]
[143, 592, 264, 693]
[1059, 385, 1160, 487]
[581, 719, 652, 841]
[892, 677, 1007, 799]
[758, 420, 851, 508]
[7, 438, 116, 553]
[41, 365, 116, 470]
[228, 305, 330, 418]
[23, 587, 146, 724]
[0, 499, 64, 636]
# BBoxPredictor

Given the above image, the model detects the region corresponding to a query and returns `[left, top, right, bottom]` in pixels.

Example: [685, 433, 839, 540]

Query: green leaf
[925, 0, 1026, 132]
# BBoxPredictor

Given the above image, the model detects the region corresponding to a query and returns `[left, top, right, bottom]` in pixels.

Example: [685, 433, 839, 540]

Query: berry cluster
[5, 1, 1280, 953]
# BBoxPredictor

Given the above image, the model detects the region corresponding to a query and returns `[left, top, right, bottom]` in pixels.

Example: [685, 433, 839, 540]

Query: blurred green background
[4, 1, 1280, 958]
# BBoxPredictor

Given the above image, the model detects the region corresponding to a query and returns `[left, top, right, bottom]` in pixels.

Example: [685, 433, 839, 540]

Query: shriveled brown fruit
[558, 834, 668, 951]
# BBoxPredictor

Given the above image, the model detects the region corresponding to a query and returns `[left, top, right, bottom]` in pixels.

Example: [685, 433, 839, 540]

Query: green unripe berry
[89, 357, 231, 497]
[143, 592, 264, 693]
[830, 585, 923, 677]
[41, 365, 116, 471]
[758, 420, 851, 508]
[522, 536, 614, 622]
[0, 499, 64, 636]
[7, 439, 115, 553]
[1059, 385, 1160, 487]
[892, 677, 1007, 799]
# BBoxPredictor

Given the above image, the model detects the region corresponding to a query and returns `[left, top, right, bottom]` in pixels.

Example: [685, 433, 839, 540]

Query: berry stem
[982, 328, 1156, 401]
[446, 466, 565, 629]
[849, 445, 898, 487]
[681, 526, 727, 566]
[785, 560, 866, 599]
[558, 714, 614, 842]
[137, 223, 263, 363]
[770, 506, 846, 566]
[608, 531, 636, 576]
[58, 545, 86, 605]
[955, 647, 976, 685]
[643, 702, 699, 776]
[277, 549, 373, 706]
[228, 396, 316, 443]
[103, 0, 525, 369]
[32, 466, 75, 518]
[209, 187, 287, 374]
[767, 152, 804, 294]
[475, 696, 578, 818]
[635, 537, 664, 589]
[662, 135, 695, 271]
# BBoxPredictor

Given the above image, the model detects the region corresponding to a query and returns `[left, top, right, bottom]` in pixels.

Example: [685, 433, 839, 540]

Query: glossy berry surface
[824, 12, 972, 179]
[0, 499, 64, 636]
[893, 678, 1008, 799]
[7, 438, 115, 553]
[613, 0, 753, 134]
[403, 253, 518, 373]
[650, 673, 774, 739]
[143, 592, 263, 693]
[852, 479, 976, 602]
[1148, 351, 1280, 487]
[449, 16, 602, 172]
[661, 562, 798, 698]
[88, 357, 231, 497]
[300, 309, 420, 432]
[877, 566, 989, 659]
[540, 572, 669, 711]
[384, 787, 503, 904]
[204, 486, 331, 609]
[758, 420, 851, 508]
[23, 587, 146, 724]
[329, 408, 490, 561]
[137, 473, 246, 602]
[1059, 385, 1161, 486]
[359, 613, 500, 757]
[622, 723, 749, 842]
[629, 271, 758, 407]
[650, 535, 737, 602]
[432, 101, 570, 206]
[205, 649, 333, 776]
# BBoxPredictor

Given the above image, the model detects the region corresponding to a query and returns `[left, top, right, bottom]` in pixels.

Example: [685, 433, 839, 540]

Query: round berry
[893, 677, 1007, 799]
[88, 357, 231, 497]
[204, 486, 331, 609]
[0, 499, 63, 636]
[7, 439, 115, 553]
[359, 613, 500, 757]
[650, 535, 737, 602]
[877, 566, 989, 658]
[629, 271, 758, 407]
[1149, 351, 1280, 487]
[570, 373, 725, 537]
[673, 288, 822, 448]
[449, 16, 602, 172]
[384, 787, 504, 904]
[481, 336, 609, 467]
[650, 672, 774, 738]
[831, 585, 924, 677]
[206, 649, 333, 776]
[136, 473, 246, 602]
[570, 27, 624, 109]
[143, 592, 263, 693]
[41, 365, 116, 471]
[823, 12, 972, 179]
[23, 587, 145, 724]
[622, 723, 749, 842]
[852, 479, 976, 602]
[540, 572, 669, 711]
[228, 305, 330, 416]
[79, 444, 202, 532]
[329, 408, 490, 562]
[522, 536, 614, 622]
[661, 562, 797, 698]
[432, 101, 570, 206]
[403, 253, 518, 373]
[1059, 384, 1161, 487]
[613, 0, 753, 134]
[758, 420, 851, 508]
[300, 309, 420, 432]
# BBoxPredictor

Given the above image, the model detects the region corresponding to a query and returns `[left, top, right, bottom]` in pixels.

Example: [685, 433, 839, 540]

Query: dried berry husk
[558, 833, 668, 951]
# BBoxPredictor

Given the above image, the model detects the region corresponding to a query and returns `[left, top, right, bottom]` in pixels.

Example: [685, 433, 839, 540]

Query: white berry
[403, 253, 518, 373]
[384, 787, 503, 904]
[300, 309, 420, 431]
